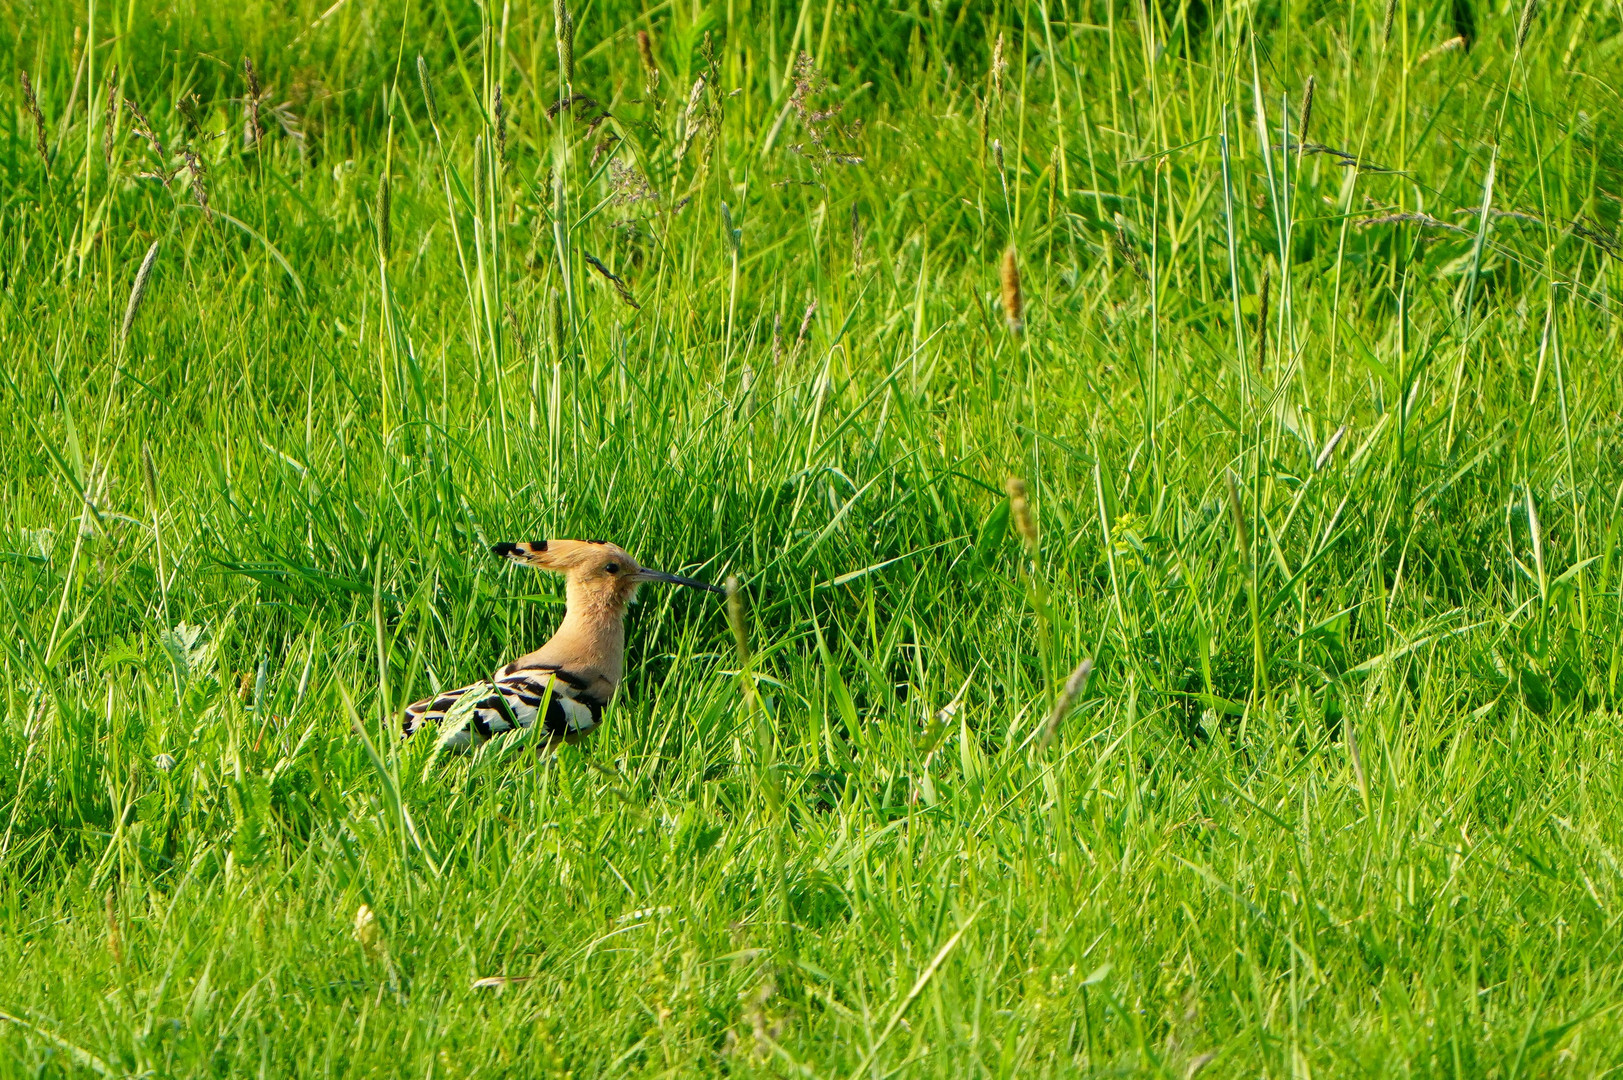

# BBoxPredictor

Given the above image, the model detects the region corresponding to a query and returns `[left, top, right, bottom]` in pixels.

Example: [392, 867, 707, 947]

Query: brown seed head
[725, 575, 751, 666]
[1297, 76, 1315, 158]
[549, 287, 566, 358]
[20, 70, 47, 165]
[103, 66, 119, 165]
[637, 30, 660, 96]
[181, 147, 210, 220]
[124, 97, 167, 169]
[243, 57, 264, 147]
[377, 172, 391, 260]
[999, 246, 1024, 334]
[1006, 476, 1037, 556]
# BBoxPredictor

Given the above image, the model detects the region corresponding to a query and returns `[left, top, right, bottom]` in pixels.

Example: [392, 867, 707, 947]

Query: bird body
[403, 540, 720, 750]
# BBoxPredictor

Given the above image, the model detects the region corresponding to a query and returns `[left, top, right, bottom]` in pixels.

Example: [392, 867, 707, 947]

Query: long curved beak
[633, 567, 724, 593]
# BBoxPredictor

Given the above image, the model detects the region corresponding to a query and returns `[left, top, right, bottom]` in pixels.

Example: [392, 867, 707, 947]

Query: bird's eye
[604, 562, 620, 575]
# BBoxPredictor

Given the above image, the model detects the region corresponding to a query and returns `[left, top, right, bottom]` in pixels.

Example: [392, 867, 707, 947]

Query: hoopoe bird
[403, 540, 721, 750]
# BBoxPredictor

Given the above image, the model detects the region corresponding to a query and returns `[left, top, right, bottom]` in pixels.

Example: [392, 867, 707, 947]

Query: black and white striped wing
[402, 667, 604, 750]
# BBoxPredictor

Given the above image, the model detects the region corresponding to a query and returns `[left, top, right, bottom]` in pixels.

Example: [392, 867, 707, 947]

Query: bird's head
[491, 540, 722, 612]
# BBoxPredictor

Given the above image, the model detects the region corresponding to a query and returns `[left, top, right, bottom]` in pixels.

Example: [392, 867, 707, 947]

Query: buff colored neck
[550, 577, 634, 682]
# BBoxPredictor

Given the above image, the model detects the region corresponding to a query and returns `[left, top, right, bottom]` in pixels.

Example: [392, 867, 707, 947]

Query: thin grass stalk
[1007, 476, 1054, 705]
[1218, 112, 1250, 407]
[1226, 468, 1269, 704]
[141, 441, 169, 622]
[1445, 151, 1497, 449]
[377, 122, 406, 443]
[418, 57, 487, 419]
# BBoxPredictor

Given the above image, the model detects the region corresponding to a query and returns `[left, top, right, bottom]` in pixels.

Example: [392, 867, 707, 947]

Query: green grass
[3, 0, 1623, 1073]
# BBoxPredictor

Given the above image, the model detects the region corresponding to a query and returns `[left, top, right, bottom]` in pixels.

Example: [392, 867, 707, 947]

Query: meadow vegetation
[3, 0, 1623, 1072]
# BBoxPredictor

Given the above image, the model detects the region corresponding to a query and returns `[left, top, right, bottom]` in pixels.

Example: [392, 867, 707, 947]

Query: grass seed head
[850, 203, 863, 272]
[1112, 214, 1146, 280]
[1382, 0, 1397, 44]
[242, 57, 263, 147]
[637, 30, 660, 96]
[1516, 0, 1538, 50]
[417, 56, 440, 127]
[141, 441, 159, 509]
[999, 246, 1024, 334]
[1315, 425, 1347, 470]
[103, 66, 119, 165]
[122, 241, 161, 342]
[1417, 35, 1466, 64]
[796, 298, 817, 346]
[1039, 659, 1094, 752]
[176, 90, 203, 135]
[493, 84, 507, 163]
[990, 32, 1008, 97]
[555, 0, 575, 84]
[20, 70, 48, 165]
[725, 576, 751, 666]
[377, 172, 391, 260]
[124, 97, 167, 172]
[181, 147, 210, 220]
[1224, 469, 1250, 561]
[1297, 76, 1315, 156]
[105, 891, 124, 967]
[1006, 476, 1037, 556]
[549, 287, 566, 358]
